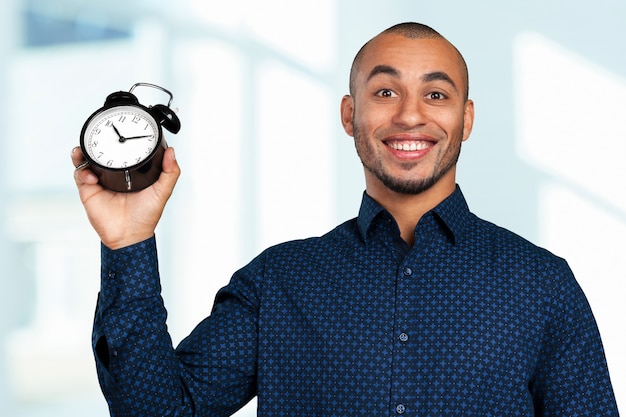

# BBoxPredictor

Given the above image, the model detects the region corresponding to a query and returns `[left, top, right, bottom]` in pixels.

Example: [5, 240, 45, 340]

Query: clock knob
[152, 104, 181, 134]
[104, 91, 140, 106]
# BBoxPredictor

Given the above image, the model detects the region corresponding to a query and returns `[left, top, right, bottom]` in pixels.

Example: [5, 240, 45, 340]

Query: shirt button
[399, 332, 409, 342]
[396, 404, 406, 414]
[403, 267, 412, 276]
[107, 271, 116, 279]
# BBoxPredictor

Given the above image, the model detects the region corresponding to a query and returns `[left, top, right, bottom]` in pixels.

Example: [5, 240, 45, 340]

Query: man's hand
[71, 146, 180, 250]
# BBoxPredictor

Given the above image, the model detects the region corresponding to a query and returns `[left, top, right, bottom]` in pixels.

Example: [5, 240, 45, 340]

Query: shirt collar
[357, 185, 472, 245]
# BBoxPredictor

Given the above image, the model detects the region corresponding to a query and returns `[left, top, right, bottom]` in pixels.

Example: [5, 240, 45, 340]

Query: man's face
[341, 34, 474, 196]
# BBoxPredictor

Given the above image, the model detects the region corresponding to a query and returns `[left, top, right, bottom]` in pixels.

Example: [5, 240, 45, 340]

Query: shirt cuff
[99, 236, 161, 311]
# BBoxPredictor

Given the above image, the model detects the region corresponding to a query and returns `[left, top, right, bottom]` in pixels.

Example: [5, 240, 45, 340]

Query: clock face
[82, 105, 160, 169]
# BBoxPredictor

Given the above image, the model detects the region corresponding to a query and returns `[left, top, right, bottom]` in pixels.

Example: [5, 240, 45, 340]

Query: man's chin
[377, 173, 437, 195]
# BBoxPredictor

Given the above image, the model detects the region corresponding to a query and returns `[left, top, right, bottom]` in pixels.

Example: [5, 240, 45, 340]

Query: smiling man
[72, 22, 619, 416]
[341, 26, 474, 245]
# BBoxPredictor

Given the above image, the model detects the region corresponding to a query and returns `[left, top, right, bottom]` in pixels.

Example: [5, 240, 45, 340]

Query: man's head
[341, 22, 474, 198]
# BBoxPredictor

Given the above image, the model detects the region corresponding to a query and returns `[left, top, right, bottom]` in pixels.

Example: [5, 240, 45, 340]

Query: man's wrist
[100, 235, 160, 304]
[102, 233, 156, 251]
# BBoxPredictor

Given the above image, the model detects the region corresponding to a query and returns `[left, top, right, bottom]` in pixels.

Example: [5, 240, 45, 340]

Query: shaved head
[349, 22, 469, 101]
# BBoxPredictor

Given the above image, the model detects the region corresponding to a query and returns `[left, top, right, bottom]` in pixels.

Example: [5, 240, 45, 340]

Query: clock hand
[111, 124, 125, 140]
[123, 135, 154, 140]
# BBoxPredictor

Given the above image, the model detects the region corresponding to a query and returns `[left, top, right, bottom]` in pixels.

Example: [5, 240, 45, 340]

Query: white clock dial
[84, 106, 159, 169]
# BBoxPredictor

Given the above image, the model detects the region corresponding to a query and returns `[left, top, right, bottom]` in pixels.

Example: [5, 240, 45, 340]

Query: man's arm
[530, 261, 620, 416]
[92, 237, 258, 416]
[72, 146, 257, 416]
[94, 237, 192, 415]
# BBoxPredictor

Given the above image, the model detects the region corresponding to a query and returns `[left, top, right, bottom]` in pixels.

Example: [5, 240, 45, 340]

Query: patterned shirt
[94, 186, 619, 416]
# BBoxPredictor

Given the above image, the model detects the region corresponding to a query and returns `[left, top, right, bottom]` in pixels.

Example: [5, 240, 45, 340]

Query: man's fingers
[71, 147, 98, 185]
[72, 145, 179, 192]
[71, 146, 85, 167]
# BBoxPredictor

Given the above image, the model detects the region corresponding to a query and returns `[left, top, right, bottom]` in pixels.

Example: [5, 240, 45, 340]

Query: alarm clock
[79, 82, 181, 192]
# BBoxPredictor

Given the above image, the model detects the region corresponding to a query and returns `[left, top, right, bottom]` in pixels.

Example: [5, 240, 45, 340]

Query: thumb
[162, 147, 179, 175]
[155, 147, 180, 196]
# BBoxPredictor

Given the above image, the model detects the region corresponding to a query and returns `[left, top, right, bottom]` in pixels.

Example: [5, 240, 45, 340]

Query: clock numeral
[144, 123, 150, 130]
[118, 115, 126, 123]
[122, 162, 128, 168]
[105, 120, 113, 127]
[146, 147, 153, 154]
[132, 116, 141, 124]
[94, 128, 101, 135]
[97, 152, 104, 159]
[106, 160, 114, 167]
[135, 157, 141, 163]
[92, 140, 99, 147]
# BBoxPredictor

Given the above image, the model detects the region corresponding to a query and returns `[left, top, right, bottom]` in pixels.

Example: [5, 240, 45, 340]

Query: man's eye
[428, 92, 445, 100]
[377, 89, 395, 98]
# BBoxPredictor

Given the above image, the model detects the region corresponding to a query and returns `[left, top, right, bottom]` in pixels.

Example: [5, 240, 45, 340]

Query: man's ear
[340, 95, 355, 137]
[462, 99, 474, 142]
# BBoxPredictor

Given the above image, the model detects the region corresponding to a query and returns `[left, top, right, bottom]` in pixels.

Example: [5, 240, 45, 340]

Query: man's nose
[393, 96, 427, 128]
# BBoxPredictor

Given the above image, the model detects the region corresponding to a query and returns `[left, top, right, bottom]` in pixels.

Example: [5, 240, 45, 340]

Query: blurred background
[0, 0, 624, 415]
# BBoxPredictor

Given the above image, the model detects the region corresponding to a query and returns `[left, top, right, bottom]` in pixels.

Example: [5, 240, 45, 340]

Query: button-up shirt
[94, 186, 619, 416]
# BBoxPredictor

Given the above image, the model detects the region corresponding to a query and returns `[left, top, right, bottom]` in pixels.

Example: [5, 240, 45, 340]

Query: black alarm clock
[79, 82, 181, 192]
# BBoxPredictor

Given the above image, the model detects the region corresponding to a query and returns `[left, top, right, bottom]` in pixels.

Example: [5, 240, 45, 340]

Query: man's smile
[385, 140, 432, 151]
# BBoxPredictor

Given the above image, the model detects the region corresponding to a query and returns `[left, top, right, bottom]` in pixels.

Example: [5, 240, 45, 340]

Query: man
[72, 22, 619, 416]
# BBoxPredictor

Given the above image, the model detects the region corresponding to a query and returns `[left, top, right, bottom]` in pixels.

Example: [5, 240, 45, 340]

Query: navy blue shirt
[94, 187, 619, 416]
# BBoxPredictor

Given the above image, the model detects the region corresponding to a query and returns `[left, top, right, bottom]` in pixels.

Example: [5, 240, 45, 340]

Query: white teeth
[388, 142, 429, 151]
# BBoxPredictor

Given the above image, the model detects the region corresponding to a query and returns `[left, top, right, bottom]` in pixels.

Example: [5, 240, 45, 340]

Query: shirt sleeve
[530, 259, 620, 416]
[93, 237, 258, 417]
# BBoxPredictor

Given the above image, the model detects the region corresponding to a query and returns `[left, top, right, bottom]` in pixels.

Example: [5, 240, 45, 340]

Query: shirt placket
[389, 214, 439, 416]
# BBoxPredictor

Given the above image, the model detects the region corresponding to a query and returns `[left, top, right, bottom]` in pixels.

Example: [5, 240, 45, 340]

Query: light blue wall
[1, 1, 624, 415]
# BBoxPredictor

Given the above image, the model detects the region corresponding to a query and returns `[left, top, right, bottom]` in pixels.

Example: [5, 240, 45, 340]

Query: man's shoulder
[264, 217, 361, 257]
[465, 212, 570, 272]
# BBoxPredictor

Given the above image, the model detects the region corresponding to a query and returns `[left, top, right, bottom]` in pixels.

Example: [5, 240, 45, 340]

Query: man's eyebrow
[366, 65, 400, 81]
[366, 67, 459, 92]
[422, 71, 458, 92]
